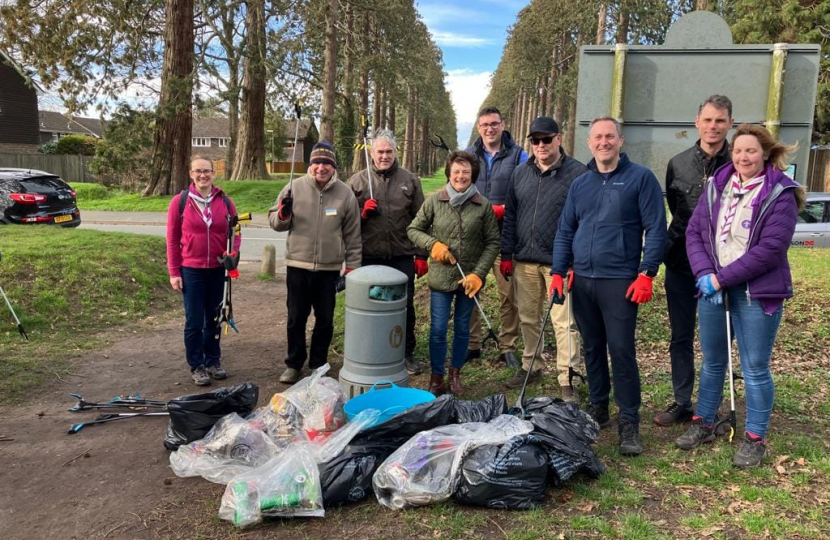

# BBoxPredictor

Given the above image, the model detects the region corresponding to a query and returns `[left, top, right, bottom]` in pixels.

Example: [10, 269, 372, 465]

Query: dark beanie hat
[310, 141, 337, 168]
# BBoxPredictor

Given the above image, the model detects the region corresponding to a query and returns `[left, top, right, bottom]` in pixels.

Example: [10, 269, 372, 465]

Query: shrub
[90, 104, 154, 190]
[71, 182, 109, 201]
[55, 134, 98, 156]
[39, 140, 58, 154]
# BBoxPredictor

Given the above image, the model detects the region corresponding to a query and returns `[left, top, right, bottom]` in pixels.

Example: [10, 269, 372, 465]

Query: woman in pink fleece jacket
[166, 157, 241, 386]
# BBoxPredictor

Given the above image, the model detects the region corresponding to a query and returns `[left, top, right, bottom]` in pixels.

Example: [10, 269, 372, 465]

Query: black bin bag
[454, 434, 548, 510]
[163, 383, 259, 450]
[453, 394, 507, 423]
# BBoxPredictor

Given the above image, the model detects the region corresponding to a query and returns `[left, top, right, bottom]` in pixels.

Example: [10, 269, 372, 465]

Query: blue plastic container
[344, 381, 435, 428]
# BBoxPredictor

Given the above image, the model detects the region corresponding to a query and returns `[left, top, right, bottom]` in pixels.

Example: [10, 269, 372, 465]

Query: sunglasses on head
[530, 135, 556, 145]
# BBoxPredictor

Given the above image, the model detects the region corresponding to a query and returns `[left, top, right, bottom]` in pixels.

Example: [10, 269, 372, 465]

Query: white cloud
[430, 30, 493, 48]
[418, 4, 485, 27]
[446, 69, 491, 147]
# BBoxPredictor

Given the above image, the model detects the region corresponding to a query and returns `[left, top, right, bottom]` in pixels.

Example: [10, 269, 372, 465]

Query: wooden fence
[0, 153, 94, 183]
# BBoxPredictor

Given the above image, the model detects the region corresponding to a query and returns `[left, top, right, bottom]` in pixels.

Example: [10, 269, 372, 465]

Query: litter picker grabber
[429, 133, 450, 152]
[508, 292, 559, 419]
[68, 411, 169, 434]
[565, 280, 586, 389]
[714, 293, 738, 442]
[359, 115, 380, 217]
[68, 393, 167, 412]
[286, 102, 302, 199]
[215, 211, 252, 337]
[0, 284, 28, 341]
[453, 260, 498, 349]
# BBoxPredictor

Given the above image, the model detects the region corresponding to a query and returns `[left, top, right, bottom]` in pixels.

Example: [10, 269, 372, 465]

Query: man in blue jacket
[552, 117, 666, 456]
[464, 106, 528, 367]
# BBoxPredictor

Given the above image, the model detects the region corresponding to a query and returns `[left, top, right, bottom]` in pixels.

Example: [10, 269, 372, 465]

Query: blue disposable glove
[696, 274, 718, 297]
[702, 290, 723, 305]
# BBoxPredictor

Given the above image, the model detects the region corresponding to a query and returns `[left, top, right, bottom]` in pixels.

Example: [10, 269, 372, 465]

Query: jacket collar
[437, 187, 484, 204]
[694, 139, 730, 163]
[371, 159, 399, 178]
[587, 152, 631, 176]
[472, 131, 517, 158]
[528, 150, 567, 175]
[304, 173, 340, 191]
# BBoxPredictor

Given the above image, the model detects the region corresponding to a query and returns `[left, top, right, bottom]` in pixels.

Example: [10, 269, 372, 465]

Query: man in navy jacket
[552, 117, 666, 456]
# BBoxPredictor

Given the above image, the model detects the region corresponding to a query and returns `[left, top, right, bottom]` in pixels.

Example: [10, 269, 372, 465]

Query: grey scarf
[446, 182, 479, 208]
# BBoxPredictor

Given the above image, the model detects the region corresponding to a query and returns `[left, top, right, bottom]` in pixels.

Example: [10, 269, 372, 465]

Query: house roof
[192, 116, 317, 140]
[0, 49, 45, 94]
[39, 110, 105, 137]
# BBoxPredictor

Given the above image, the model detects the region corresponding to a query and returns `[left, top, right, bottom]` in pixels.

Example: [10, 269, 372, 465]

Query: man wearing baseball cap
[269, 141, 362, 384]
[500, 116, 587, 401]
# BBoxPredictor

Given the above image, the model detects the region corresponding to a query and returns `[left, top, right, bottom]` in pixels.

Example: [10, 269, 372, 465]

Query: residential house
[191, 117, 318, 169]
[39, 110, 106, 143]
[0, 50, 41, 153]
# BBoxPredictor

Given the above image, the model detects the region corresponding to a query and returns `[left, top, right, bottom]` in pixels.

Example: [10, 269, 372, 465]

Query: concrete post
[261, 244, 276, 276]
[765, 43, 788, 139]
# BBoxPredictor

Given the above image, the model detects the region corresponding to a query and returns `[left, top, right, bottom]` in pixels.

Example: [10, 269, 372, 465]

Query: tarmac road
[78, 210, 286, 268]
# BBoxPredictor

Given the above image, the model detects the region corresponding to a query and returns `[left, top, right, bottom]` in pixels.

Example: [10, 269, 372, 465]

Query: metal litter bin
[339, 265, 409, 398]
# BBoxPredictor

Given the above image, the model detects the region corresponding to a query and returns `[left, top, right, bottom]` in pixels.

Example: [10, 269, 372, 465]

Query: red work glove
[343, 267, 355, 275]
[549, 274, 565, 304]
[565, 269, 574, 292]
[277, 193, 293, 220]
[361, 198, 379, 219]
[626, 273, 654, 304]
[492, 204, 505, 221]
[500, 259, 513, 280]
[414, 258, 429, 278]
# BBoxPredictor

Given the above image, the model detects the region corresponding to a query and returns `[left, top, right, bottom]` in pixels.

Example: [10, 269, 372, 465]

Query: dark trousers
[285, 267, 339, 370]
[362, 255, 417, 358]
[572, 277, 641, 423]
[664, 267, 698, 408]
[181, 266, 225, 371]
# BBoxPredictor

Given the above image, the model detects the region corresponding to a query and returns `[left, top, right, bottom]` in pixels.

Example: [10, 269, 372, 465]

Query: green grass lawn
[0, 225, 176, 402]
[73, 172, 447, 214]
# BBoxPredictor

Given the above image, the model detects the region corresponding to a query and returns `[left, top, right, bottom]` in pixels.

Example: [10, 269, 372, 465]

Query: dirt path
[0, 264, 315, 539]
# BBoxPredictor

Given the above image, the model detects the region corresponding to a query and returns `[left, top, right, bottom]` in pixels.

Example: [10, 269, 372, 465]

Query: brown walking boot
[449, 368, 463, 395]
[428, 373, 446, 396]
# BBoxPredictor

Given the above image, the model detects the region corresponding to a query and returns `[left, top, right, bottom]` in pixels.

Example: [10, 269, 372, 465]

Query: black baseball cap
[527, 117, 559, 137]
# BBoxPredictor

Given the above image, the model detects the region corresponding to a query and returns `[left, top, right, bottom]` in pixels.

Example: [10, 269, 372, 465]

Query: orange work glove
[549, 274, 565, 304]
[458, 274, 483, 298]
[430, 242, 456, 265]
[626, 273, 654, 304]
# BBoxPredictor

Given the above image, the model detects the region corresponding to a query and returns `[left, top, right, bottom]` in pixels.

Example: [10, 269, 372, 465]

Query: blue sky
[416, 0, 528, 146]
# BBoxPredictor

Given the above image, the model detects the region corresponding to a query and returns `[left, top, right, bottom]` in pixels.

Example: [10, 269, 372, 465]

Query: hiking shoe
[499, 351, 520, 368]
[618, 420, 644, 456]
[191, 367, 211, 386]
[733, 433, 767, 469]
[675, 416, 715, 450]
[279, 367, 301, 384]
[560, 385, 578, 404]
[505, 369, 541, 389]
[584, 402, 610, 428]
[465, 349, 481, 363]
[405, 356, 423, 376]
[653, 402, 694, 426]
[206, 365, 228, 380]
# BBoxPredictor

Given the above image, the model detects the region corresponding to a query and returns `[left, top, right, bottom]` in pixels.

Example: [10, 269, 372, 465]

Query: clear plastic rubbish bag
[372, 414, 533, 509]
[219, 443, 324, 527]
[170, 413, 281, 484]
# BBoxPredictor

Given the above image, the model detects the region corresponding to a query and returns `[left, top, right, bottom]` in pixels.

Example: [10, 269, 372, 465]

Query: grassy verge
[0, 225, 176, 403]
[73, 172, 446, 214]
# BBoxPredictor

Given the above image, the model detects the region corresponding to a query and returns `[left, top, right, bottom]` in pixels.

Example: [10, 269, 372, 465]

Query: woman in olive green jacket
[407, 151, 500, 396]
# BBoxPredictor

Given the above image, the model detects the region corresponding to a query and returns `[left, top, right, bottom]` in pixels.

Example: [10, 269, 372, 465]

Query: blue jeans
[696, 285, 782, 438]
[429, 288, 476, 375]
[181, 266, 225, 371]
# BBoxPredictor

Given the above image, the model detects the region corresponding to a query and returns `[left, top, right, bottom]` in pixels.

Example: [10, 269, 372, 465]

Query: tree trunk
[388, 95, 396, 132]
[225, 74, 239, 179]
[229, 0, 268, 180]
[379, 85, 386, 129]
[143, 0, 194, 196]
[524, 89, 534, 153]
[403, 86, 415, 170]
[420, 115, 429, 175]
[372, 78, 381, 132]
[617, 8, 629, 44]
[318, 0, 338, 142]
[565, 34, 583, 156]
[596, 3, 607, 45]
[351, 14, 370, 172]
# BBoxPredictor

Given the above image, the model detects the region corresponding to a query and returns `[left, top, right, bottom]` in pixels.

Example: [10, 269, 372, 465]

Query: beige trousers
[469, 254, 520, 353]
[513, 261, 580, 386]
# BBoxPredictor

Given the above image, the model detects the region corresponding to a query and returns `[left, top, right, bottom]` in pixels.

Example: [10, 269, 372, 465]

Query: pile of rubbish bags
[168, 366, 605, 528]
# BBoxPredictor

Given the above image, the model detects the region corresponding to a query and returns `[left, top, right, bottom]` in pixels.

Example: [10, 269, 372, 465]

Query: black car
[0, 168, 81, 227]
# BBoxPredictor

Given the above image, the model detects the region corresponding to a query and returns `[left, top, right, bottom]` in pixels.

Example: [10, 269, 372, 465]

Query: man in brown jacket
[348, 128, 427, 375]
[269, 141, 362, 384]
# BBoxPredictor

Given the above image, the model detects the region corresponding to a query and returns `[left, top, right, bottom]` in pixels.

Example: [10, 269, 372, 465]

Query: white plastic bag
[169, 413, 281, 484]
[266, 365, 347, 442]
[373, 414, 533, 509]
[219, 443, 324, 527]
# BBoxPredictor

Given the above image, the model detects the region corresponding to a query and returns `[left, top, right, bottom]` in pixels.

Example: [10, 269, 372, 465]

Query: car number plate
[54, 214, 73, 223]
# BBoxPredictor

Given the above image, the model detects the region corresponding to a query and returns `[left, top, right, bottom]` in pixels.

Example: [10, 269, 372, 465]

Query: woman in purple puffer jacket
[676, 124, 805, 468]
